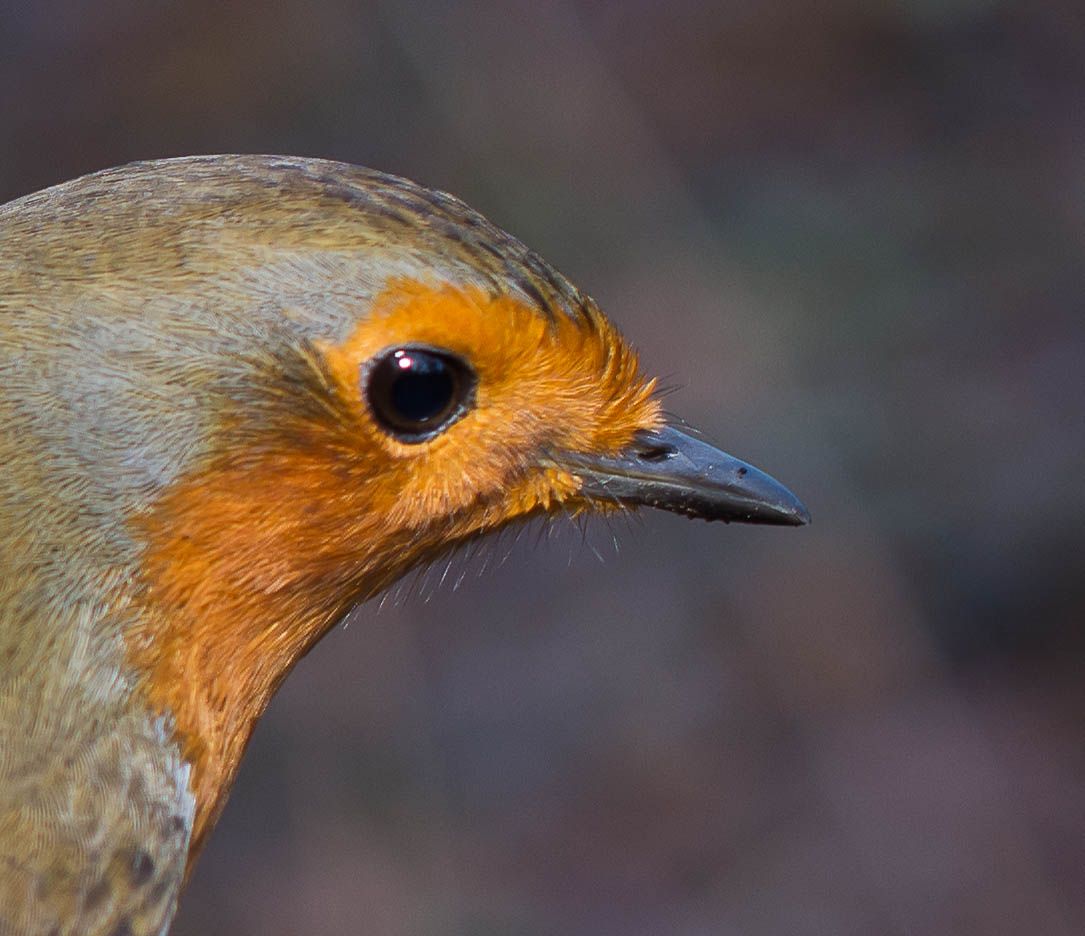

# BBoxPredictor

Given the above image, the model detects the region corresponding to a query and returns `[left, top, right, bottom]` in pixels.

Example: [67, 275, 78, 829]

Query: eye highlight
[364, 346, 476, 442]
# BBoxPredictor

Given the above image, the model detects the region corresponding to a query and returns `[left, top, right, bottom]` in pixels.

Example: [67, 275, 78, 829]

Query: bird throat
[123, 419, 579, 864]
[126, 446, 435, 861]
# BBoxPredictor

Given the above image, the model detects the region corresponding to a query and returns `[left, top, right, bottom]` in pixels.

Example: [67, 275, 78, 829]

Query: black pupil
[389, 351, 453, 424]
[367, 346, 473, 442]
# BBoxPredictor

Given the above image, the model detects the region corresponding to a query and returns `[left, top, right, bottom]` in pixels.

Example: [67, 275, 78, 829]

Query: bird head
[3, 156, 807, 865]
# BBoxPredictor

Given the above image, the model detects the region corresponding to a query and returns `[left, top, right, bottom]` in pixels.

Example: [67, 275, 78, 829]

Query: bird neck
[125, 437, 438, 859]
[0, 585, 196, 932]
[130, 587, 344, 859]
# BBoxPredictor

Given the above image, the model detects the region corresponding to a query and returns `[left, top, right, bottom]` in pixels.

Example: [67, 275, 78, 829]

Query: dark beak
[562, 425, 810, 526]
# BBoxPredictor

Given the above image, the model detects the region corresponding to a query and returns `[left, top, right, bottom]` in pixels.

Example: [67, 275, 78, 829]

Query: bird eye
[364, 346, 476, 442]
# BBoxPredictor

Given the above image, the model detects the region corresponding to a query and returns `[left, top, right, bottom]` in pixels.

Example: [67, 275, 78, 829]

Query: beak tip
[722, 462, 810, 528]
[780, 495, 811, 527]
[789, 504, 812, 526]
[740, 495, 810, 527]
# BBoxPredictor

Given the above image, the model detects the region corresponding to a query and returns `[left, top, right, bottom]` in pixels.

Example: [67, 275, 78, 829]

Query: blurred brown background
[4, 2, 1084, 933]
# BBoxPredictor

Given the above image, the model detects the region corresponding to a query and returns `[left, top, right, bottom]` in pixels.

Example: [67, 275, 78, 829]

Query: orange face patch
[127, 280, 661, 861]
[319, 279, 661, 526]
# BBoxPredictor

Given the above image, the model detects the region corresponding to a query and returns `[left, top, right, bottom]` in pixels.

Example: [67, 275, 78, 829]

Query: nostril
[637, 444, 678, 463]
[736, 466, 748, 478]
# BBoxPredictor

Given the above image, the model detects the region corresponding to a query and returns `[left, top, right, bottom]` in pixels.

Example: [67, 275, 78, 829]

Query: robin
[0, 155, 808, 935]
